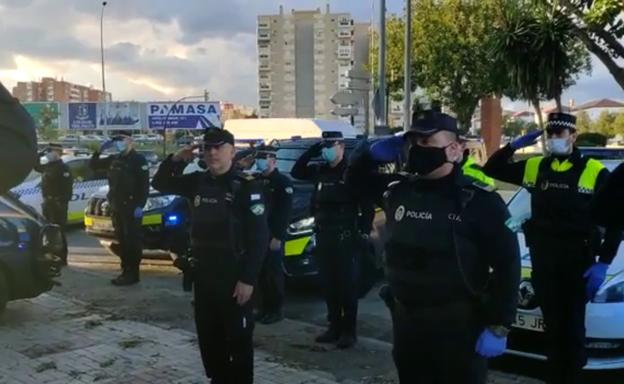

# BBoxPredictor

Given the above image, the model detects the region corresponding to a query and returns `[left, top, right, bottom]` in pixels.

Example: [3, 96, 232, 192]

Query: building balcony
[258, 32, 271, 41]
[337, 47, 353, 59]
[259, 83, 272, 91]
[338, 29, 353, 38]
[338, 17, 353, 27]
[259, 93, 272, 102]
[257, 21, 270, 30]
[259, 61, 271, 70]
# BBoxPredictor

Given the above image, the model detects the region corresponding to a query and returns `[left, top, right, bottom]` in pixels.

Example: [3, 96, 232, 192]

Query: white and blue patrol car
[11, 155, 109, 224]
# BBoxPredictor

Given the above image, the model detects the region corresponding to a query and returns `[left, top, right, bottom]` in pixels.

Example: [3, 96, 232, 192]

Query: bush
[576, 133, 608, 147]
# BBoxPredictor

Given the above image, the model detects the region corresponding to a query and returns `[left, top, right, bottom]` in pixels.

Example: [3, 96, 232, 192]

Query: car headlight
[144, 195, 176, 211]
[288, 217, 315, 235]
[593, 277, 624, 303]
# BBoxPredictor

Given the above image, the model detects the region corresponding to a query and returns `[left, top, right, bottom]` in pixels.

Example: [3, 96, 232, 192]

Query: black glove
[307, 141, 323, 158]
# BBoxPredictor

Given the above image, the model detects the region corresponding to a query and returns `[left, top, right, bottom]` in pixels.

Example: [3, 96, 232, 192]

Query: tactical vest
[108, 156, 139, 205]
[313, 168, 358, 231]
[522, 155, 605, 235]
[384, 181, 470, 306]
[190, 173, 244, 254]
[462, 156, 496, 188]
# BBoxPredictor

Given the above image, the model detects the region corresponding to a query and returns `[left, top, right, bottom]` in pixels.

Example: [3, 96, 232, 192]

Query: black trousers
[42, 198, 68, 228]
[392, 300, 487, 384]
[258, 245, 285, 314]
[528, 234, 592, 384]
[194, 274, 254, 384]
[111, 208, 142, 277]
[315, 230, 359, 334]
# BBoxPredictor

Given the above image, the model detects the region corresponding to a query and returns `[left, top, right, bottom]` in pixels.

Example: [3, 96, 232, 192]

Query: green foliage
[572, 110, 624, 137]
[576, 132, 608, 147]
[491, 1, 590, 122]
[575, 110, 592, 132]
[37, 105, 60, 141]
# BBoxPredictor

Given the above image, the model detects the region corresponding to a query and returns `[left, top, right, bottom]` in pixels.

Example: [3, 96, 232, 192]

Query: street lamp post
[100, 1, 108, 135]
[403, 0, 412, 131]
[161, 95, 205, 156]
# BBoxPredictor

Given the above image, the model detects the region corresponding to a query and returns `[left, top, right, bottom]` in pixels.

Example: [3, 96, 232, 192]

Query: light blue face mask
[321, 146, 338, 163]
[115, 140, 128, 153]
[255, 159, 269, 172]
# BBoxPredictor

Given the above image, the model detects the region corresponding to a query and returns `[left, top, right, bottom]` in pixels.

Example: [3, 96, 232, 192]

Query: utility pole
[403, 0, 412, 131]
[204, 89, 209, 102]
[376, 0, 387, 128]
[100, 1, 108, 135]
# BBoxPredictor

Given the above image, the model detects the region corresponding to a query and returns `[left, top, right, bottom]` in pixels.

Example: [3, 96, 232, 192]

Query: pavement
[0, 294, 348, 384]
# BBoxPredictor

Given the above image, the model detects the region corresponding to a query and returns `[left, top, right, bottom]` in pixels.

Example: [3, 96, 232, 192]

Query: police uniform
[348, 113, 520, 384]
[35, 144, 73, 230]
[292, 132, 375, 348]
[483, 113, 617, 383]
[461, 155, 495, 188]
[254, 146, 294, 324]
[90, 131, 150, 285]
[152, 129, 269, 383]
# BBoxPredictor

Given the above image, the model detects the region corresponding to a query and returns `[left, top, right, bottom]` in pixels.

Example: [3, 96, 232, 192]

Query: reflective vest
[462, 156, 496, 189]
[522, 156, 605, 194]
[521, 154, 606, 235]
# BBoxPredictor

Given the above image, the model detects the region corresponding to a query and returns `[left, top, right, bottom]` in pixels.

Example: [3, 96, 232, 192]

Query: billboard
[23, 102, 60, 130]
[98, 102, 141, 130]
[147, 102, 221, 130]
[68, 103, 97, 130]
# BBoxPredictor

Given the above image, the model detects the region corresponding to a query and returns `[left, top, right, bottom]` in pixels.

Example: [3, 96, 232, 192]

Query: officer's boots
[111, 270, 140, 286]
[315, 324, 341, 343]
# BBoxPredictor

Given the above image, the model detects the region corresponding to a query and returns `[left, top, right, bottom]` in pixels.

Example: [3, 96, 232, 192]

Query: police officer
[35, 143, 73, 263]
[291, 131, 374, 349]
[152, 128, 269, 384]
[483, 112, 618, 384]
[89, 131, 149, 286]
[253, 145, 293, 324]
[348, 111, 520, 383]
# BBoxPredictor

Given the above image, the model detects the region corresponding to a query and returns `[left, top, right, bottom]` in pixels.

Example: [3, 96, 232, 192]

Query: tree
[594, 110, 617, 136]
[538, 0, 624, 90]
[613, 112, 624, 136]
[370, 0, 507, 130]
[491, 1, 590, 138]
[575, 110, 593, 132]
[38, 105, 59, 141]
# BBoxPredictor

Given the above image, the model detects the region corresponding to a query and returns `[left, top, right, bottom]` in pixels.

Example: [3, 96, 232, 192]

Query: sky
[0, 0, 621, 111]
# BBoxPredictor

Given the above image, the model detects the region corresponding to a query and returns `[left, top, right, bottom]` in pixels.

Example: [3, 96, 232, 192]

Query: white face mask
[547, 138, 571, 155]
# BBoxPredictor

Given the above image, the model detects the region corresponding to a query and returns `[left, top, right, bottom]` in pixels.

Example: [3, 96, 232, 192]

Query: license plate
[513, 313, 545, 332]
[91, 218, 113, 231]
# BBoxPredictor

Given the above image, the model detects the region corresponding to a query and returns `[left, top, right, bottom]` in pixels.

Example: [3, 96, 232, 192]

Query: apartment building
[12, 77, 111, 103]
[257, 5, 355, 119]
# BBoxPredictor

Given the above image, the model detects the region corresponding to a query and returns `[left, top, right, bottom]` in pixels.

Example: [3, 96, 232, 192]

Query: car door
[66, 159, 109, 223]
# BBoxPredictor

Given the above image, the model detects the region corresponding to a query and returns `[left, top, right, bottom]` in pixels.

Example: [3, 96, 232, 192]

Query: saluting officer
[89, 131, 150, 286]
[483, 112, 619, 384]
[348, 111, 520, 383]
[152, 128, 269, 384]
[291, 131, 374, 349]
[35, 143, 73, 263]
[254, 145, 293, 324]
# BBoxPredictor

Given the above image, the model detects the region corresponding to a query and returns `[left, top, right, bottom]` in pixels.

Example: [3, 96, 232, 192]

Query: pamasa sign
[147, 102, 221, 130]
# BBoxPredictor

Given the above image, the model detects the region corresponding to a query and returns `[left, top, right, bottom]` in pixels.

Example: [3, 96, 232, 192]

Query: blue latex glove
[510, 130, 544, 150]
[475, 328, 507, 358]
[133, 207, 143, 219]
[584, 262, 609, 301]
[100, 140, 115, 152]
[370, 135, 405, 162]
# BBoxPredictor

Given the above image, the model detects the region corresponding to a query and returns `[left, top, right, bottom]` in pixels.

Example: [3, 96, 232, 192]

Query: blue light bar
[165, 214, 180, 226]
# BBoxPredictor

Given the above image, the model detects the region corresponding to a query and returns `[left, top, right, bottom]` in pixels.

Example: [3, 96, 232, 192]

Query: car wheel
[0, 270, 9, 313]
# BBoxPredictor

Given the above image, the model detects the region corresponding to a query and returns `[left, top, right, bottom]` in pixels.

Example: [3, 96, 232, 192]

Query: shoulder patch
[250, 203, 265, 216]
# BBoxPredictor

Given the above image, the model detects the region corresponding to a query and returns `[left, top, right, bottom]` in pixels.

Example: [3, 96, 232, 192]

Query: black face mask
[406, 144, 450, 175]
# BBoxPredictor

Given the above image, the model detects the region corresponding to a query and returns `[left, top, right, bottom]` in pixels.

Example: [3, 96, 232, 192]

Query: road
[4, 227, 620, 383]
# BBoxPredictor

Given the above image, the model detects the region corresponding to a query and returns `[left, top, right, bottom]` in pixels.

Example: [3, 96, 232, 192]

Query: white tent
[223, 118, 359, 142]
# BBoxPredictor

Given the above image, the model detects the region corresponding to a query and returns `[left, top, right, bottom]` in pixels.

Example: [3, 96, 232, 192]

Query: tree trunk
[574, 28, 624, 91]
[555, 96, 563, 112]
[532, 98, 547, 155]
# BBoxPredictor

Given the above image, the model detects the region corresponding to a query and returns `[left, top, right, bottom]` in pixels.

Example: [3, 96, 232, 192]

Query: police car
[0, 192, 64, 313]
[11, 155, 109, 225]
[506, 158, 624, 370]
[83, 137, 391, 295]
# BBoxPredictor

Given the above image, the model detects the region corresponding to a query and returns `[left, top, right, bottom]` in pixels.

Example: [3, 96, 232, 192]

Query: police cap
[111, 130, 132, 141]
[255, 144, 278, 159]
[546, 112, 576, 134]
[46, 143, 63, 151]
[407, 110, 459, 137]
[321, 131, 344, 147]
[203, 128, 235, 147]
